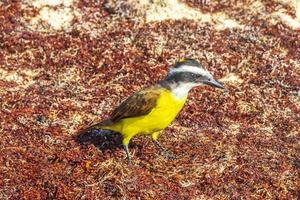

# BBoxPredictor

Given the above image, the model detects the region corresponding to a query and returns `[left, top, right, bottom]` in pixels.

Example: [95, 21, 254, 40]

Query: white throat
[171, 82, 199, 99]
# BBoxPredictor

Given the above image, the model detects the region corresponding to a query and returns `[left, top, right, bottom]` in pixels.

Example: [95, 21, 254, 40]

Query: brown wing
[109, 86, 161, 123]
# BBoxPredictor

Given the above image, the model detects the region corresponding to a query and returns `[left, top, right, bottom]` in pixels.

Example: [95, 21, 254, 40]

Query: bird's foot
[153, 140, 176, 160]
[162, 150, 176, 160]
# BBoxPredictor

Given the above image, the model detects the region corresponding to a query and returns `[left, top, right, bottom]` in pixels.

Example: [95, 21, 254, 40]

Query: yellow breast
[112, 88, 187, 136]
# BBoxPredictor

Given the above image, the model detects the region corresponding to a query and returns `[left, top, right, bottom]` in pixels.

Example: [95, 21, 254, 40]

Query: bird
[78, 58, 224, 162]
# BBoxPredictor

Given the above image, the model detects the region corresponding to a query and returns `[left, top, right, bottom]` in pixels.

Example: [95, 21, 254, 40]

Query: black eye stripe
[183, 72, 203, 77]
[166, 72, 205, 82]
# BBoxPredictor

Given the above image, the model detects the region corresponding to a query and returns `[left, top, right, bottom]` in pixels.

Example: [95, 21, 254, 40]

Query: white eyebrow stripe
[170, 65, 211, 77]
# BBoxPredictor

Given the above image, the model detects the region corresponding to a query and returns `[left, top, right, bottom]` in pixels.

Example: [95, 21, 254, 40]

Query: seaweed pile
[0, 0, 299, 199]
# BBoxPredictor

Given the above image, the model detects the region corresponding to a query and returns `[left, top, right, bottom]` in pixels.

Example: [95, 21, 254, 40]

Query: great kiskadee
[79, 58, 224, 161]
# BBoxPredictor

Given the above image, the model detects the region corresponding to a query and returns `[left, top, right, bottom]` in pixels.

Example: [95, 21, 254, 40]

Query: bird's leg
[153, 140, 176, 160]
[151, 132, 175, 160]
[123, 144, 131, 163]
[122, 137, 132, 163]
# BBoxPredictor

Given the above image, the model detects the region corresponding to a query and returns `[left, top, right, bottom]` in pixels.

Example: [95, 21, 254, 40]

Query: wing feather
[109, 86, 161, 123]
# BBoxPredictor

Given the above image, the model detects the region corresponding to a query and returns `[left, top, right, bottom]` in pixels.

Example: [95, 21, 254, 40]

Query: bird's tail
[76, 120, 114, 144]
[78, 123, 103, 135]
[78, 119, 113, 134]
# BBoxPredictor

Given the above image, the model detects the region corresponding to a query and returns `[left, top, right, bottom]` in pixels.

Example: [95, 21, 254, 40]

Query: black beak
[203, 79, 225, 89]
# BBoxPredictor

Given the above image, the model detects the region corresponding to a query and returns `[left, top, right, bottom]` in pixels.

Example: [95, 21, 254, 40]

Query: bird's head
[162, 58, 224, 98]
